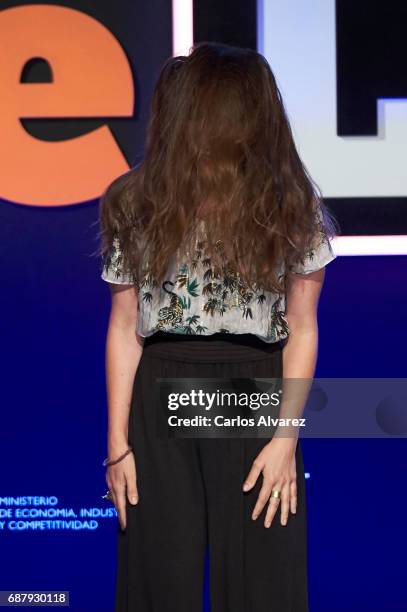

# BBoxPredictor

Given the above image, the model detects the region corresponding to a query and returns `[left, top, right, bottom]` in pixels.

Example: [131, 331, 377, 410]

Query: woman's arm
[104, 283, 144, 530]
[272, 267, 326, 442]
[242, 268, 325, 527]
[283, 267, 324, 378]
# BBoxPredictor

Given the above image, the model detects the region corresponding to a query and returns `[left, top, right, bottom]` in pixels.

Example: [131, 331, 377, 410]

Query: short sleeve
[101, 235, 137, 285]
[289, 206, 337, 275]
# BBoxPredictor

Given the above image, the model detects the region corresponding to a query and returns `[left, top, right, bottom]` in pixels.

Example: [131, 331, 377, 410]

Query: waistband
[141, 331, 282, 363]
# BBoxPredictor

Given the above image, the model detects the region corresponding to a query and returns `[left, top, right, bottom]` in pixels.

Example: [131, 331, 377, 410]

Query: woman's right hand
[106, 448, 138, 530]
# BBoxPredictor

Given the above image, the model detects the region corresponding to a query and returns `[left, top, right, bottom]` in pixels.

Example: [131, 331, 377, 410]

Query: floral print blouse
[100, 218, 336, 344]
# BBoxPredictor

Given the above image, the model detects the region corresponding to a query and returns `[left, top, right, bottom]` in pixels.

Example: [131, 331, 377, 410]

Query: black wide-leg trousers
[115, 331, 308, 612]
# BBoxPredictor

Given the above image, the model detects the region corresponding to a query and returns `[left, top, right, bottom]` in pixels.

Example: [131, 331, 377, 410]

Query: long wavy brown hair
[99, 41, 338, 293]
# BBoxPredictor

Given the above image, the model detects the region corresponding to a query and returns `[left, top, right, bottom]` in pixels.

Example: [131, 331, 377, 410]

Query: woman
[99, 42, 337, 612]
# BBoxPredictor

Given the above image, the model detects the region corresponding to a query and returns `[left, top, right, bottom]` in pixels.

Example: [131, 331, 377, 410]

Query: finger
[243, 459, 264, 492]
[279, 482, 290, 526]
[106, 472, 123, 523]
[264, 485, 280, 527]
[290, 479, 297, 514]
[264, 495, 280, 528]
[252, 480, 272, 520]
[114, 482, 127, 530]
[109, 488, 120, 521]
[126, 471, 139, 505]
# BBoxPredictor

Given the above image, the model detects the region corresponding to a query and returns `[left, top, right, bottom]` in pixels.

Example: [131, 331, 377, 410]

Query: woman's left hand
[242, 437, 298, 528]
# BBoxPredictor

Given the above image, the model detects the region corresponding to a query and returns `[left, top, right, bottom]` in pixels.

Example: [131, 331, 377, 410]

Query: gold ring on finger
[271, 489, 281, 499]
